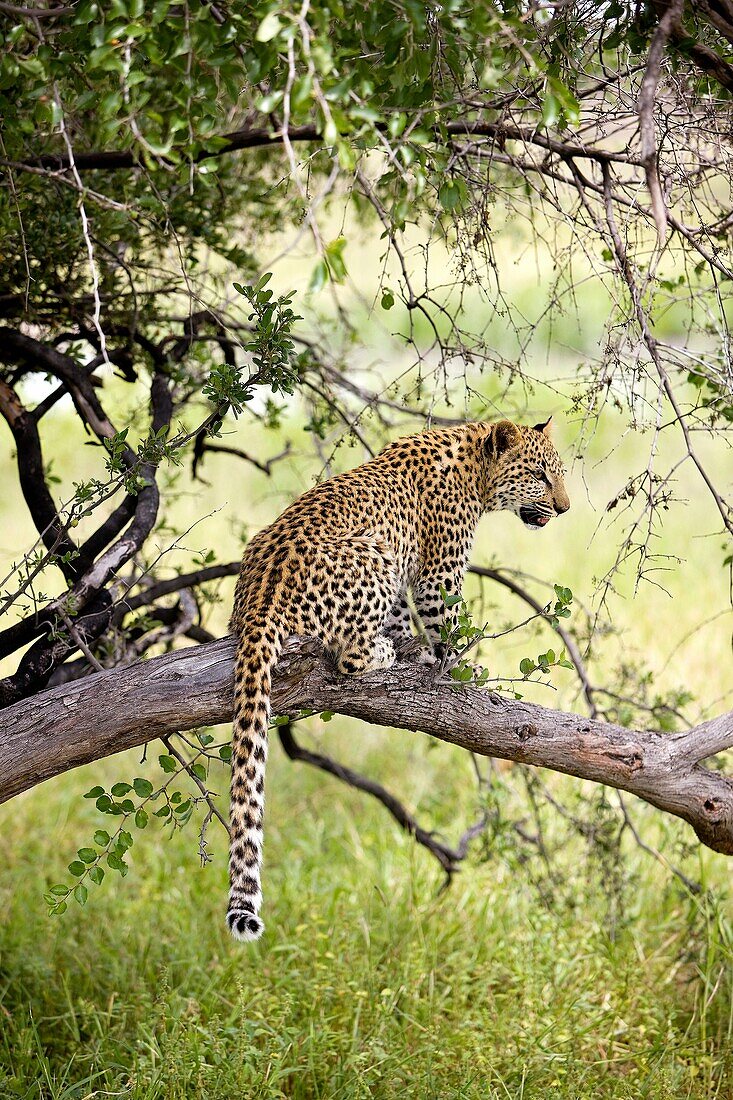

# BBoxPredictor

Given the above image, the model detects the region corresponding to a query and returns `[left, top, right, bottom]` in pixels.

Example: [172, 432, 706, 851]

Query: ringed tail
[226, 623, 282, 941]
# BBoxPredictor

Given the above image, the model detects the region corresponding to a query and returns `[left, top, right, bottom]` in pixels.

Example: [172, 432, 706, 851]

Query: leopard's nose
[554, 498, 570, 515]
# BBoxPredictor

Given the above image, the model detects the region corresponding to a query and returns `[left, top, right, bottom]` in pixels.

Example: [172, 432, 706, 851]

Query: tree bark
[1, 637, 732, 855]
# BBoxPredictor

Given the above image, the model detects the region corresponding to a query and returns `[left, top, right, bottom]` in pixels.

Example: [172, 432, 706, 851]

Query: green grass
[2, 726, 733, 1099]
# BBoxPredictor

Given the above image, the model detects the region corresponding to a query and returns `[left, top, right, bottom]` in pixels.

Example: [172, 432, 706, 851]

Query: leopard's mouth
[519, 507, 552, 529]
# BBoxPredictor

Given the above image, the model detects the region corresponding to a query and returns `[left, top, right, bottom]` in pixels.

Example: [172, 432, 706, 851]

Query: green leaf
[519, 658, 535, 676]
[388, 112, 407, 138]
[381, 289, 395, 310]
[133, 778, 154, 797]
[308, 259, 329, 293]
[111, 782, 132, 797]
[84, 786, 105, 799]
[253, 272, 273, 292]
[68, 861, 86, 877]
[439, 181, 461, 211]
[256, 11, 283, 42]
[78, 848, 97, 864]
[336, 139, 355, 172]
[325, 237, 348, 283]
[135, 808, 149, 829]
[320, 710, 334, 722]
[542, 92, 560, 128]
[73, 884, 88, 906]
[49, 884, 69, 897]
[89, 865, 105, 885]
[256, 90, 284, 113]
[291, 74, 313, 111]
[158, 754, 177, 773]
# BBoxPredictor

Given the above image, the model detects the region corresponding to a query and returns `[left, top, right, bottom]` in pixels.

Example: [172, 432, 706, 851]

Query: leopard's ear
[533, 416, 553, 434]
[487, 419, 522, 459]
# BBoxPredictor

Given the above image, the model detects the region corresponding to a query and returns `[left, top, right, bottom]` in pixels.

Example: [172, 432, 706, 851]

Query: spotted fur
[227, 419, 569, 940]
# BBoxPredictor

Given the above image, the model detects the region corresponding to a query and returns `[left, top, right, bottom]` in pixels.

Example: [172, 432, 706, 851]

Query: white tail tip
[227, 908, 265, 941]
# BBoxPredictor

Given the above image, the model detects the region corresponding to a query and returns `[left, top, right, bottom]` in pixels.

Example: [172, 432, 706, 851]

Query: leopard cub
[227, 418, 569, 941]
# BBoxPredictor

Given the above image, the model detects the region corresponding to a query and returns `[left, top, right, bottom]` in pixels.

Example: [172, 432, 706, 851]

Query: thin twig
[162, 735, 229, 833]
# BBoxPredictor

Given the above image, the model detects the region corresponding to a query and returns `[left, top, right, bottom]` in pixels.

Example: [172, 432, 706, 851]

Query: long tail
[226, 624, 282, 942]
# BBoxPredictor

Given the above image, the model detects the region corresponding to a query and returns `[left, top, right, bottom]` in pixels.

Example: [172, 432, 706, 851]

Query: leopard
[226, 417, 570, 941]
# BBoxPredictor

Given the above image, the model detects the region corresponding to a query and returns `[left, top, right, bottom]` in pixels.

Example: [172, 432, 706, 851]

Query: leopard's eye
[534, 468, 550, 484]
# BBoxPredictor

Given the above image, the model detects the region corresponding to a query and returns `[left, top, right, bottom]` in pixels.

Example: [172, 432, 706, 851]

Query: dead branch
[638, 0, 685, 243]
[1, 638, 731, 859]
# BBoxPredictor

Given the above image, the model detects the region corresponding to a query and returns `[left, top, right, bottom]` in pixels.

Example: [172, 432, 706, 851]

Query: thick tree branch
[1, 638, 732, 858]
[11, 119, 645, 174]
[0, 349, 171, 699]
[0, 379, 80, 581]
[0, 3, 73, 17]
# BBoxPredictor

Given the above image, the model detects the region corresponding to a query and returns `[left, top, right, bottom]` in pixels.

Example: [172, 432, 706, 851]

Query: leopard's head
[485, 418, 570, 530]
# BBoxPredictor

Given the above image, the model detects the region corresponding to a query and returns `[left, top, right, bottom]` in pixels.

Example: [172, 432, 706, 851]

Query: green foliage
[438, 582, 575, 691]
[0, 0, 625, 332]
[518, 647, 574, 678]
[549, 583, 573, 627]
[46, 753, 225, 915]
[517, 586, 575, 679]
[202, 275, 302, 418]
